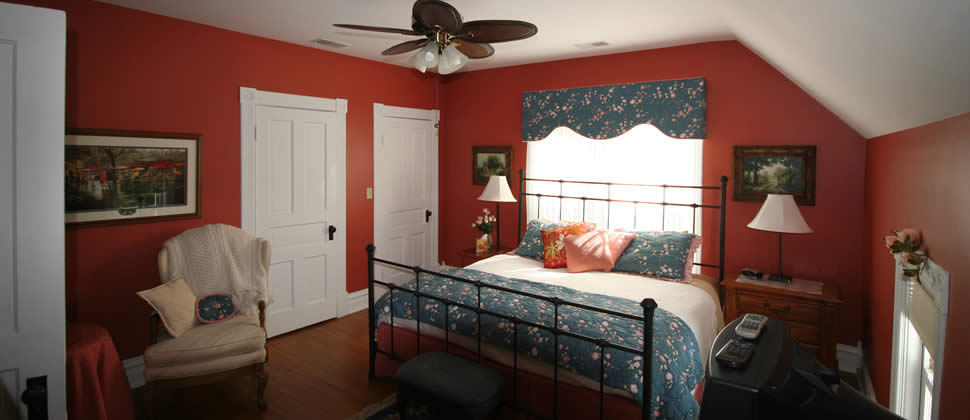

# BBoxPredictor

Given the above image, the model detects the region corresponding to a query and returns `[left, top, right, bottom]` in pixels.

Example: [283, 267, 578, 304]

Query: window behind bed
[524, 124, 704, 269]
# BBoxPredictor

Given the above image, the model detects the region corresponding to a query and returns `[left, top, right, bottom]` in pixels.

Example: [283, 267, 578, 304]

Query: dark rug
[345, 394, 432, 420]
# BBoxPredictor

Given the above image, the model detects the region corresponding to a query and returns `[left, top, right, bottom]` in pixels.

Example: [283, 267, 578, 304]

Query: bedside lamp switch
[366, 187, 373, 199]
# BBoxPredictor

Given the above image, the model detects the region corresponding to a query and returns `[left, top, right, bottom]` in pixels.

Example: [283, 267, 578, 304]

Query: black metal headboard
[516, 169, 729, 283]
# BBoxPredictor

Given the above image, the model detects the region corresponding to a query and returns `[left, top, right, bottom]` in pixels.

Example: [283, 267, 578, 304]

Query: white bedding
[381, 253, 723, 400]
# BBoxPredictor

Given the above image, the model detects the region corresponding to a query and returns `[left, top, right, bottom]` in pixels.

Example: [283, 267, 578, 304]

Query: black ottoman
[395, 352, 504, 420]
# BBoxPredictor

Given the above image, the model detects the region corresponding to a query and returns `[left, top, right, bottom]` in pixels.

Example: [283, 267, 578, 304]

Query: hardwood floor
[135, 310, 395, 419]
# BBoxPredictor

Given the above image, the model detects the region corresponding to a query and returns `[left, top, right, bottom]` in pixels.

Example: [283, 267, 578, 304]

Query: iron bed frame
[367, 171, 729, 420]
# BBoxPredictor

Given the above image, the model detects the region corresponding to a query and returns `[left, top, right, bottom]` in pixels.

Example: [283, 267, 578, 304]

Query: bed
[367, 172, 728, 420]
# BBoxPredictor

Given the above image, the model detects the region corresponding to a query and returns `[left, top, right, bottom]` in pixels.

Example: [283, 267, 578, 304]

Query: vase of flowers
[884, 228, 925, 281]
[472, 208, 497, 251]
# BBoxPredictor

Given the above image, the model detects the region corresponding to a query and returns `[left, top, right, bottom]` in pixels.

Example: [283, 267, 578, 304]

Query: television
[699, 318, 902, 420]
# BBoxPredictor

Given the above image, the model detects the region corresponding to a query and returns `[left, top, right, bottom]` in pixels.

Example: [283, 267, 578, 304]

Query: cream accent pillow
[137, 274, 198, 337]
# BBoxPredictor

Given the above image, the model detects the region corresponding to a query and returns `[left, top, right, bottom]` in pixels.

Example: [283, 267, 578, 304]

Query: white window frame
[890, 255, 948, 420]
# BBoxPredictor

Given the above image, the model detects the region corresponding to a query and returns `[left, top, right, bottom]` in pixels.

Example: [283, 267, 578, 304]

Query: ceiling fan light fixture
[437, 43, 468, 74]
[410, 41, 439, 73]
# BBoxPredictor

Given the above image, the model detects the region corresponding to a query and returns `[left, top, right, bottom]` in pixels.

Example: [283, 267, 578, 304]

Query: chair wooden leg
[255, 364, 268, 410]
[397, 397, 407, 420]
[145, 382, 156, 420]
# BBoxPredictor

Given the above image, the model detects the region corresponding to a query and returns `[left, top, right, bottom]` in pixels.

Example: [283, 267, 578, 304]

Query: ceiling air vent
[575, 41, 610, 49]
[312, 39, 349, 49]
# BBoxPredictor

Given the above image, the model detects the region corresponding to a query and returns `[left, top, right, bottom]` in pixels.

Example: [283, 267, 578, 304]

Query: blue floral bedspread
[374, 267, 704, 419]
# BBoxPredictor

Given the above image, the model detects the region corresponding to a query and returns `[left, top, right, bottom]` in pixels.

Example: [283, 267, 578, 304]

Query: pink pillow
[564, 230, 636, 273]
[683, 235, 703, 279]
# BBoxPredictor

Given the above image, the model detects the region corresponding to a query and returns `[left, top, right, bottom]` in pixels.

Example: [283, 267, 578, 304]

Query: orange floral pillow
[541, 222, 596, 268]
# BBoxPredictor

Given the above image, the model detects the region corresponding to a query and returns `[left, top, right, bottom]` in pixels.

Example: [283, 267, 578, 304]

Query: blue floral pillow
[612, 231, 699, 282]
[196, 294, 237, 324]
[514, 220, 571, 260]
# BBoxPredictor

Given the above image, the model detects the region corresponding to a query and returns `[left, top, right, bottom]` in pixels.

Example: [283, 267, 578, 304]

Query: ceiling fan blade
[412, 0, 463, 34]
[456, 20, 538, 43]
[381, 38, 430, 56]
[333, 24, 424, 36]
[455, 41, 494, 59]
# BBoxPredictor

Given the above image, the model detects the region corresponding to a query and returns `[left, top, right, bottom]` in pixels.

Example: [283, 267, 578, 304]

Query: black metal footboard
[367, 244, 656, 420]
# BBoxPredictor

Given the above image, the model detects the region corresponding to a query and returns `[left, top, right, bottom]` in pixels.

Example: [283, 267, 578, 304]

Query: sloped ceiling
[98, 0, 970, 138]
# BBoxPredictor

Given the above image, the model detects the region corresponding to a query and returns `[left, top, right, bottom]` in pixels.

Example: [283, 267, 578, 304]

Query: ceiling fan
[334, 0, 538, 74]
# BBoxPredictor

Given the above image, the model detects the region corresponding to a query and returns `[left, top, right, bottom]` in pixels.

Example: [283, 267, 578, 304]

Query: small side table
[67, 323, 136, 420]
[722, 273, 841, 371]
[460, 248, 512, 267]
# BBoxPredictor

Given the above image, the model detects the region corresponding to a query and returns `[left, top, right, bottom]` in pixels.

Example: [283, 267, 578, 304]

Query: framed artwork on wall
[733, 145, 816, 205]
[472, 146, 512, 185]
[65, 128, 201, 227]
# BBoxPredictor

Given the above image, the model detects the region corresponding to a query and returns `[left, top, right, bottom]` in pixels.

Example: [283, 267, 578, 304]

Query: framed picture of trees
[733, 145, 816, 205]
[472, 146, 512, 185]
[65, 129, 201, 227]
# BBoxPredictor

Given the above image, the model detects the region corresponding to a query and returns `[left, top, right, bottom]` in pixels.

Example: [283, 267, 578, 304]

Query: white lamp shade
[478, 175, 517, 202]
[437, 44, 468, 75]
[747, 194, 812, 234]
[410, 41, 439, 73]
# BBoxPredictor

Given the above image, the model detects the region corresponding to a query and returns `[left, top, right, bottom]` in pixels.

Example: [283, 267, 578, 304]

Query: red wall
[864, 113, 970, 417]
[18, 0, 437, 358]
[437, 41, 867, 345]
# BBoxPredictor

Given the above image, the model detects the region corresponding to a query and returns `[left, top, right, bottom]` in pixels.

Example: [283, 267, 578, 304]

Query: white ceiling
[98, 0, 970, 138]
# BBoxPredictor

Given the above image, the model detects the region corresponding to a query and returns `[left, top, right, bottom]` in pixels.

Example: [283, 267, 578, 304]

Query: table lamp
[747, 194, 812, 283]
[477, 175, 517, 250]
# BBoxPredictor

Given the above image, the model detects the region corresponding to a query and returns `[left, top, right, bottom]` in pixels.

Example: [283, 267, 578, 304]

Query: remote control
[714, 338, 755, 368]
[735, 313, 768, 339]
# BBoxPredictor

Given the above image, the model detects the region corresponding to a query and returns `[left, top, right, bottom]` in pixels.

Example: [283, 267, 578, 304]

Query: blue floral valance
[521, 77, 706, 141]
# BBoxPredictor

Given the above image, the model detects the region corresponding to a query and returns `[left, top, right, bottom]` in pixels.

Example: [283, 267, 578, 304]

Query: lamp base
[767, 273, 792, 284]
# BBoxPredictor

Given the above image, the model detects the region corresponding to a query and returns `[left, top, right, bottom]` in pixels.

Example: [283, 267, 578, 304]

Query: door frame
[373, 103, 440, 276]
[239, 87, 350, 320]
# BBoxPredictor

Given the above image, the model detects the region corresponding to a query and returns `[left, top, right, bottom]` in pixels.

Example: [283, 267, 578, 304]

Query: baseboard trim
[123, 355, 145, 389]
[837, 342, 876, 400]
[338, 289, 369, 318]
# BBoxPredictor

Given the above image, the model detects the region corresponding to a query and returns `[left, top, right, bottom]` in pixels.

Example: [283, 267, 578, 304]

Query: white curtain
[525, 124, 704, 234]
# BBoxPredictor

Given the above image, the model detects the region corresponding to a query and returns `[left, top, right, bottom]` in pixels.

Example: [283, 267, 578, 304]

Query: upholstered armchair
[143, 224, 271, 416]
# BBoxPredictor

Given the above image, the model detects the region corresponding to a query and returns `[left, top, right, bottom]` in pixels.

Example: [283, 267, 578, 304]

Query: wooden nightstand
[722, 274, 842, 371]
[459, 248, 512, 267]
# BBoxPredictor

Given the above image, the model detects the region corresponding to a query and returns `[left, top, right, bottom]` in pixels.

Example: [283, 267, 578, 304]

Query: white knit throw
[162, 224, 271, 315]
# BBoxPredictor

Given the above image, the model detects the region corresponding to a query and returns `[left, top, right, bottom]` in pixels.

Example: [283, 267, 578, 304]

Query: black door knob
[328, 225, 337, 240]
[425, 210, 432, 223]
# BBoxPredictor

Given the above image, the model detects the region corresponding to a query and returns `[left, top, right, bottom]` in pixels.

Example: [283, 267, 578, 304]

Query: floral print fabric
[522, 78, 706, 141]
[374, 267, 703, 419]
[541, 223, 592, 268]
[196, 294, 236, 323]
[516, 220, 594, 260]
[612, 231, 698, 283]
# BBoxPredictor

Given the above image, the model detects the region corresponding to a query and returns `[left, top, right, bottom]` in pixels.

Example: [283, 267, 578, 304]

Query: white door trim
[240, 87, 348, 233]
[373, 103, 440, 270]
[240, 87, 348, 336]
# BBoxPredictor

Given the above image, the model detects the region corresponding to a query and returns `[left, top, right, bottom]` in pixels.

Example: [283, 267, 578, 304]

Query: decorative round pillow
[196, 294, 236, 323]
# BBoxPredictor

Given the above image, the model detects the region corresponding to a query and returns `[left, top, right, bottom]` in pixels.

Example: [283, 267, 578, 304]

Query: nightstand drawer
[737, 293, 820, 324]
[784, 322, 819, 345]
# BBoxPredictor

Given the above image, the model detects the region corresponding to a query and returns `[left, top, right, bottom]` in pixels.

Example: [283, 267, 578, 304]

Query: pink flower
[898, 228, 920, 245]
[884, 234, 898, 248]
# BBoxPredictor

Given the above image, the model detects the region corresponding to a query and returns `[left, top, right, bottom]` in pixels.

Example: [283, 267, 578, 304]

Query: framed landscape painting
[733, 145, 816, 205]
[472, 146, 511, 185]
[65, 129, 201, 227]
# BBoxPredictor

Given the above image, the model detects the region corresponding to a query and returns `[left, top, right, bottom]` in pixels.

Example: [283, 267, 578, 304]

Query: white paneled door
[373, 104, 438, 286]
[242, 89, 347, 338]
[0, 3, 66, 418]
